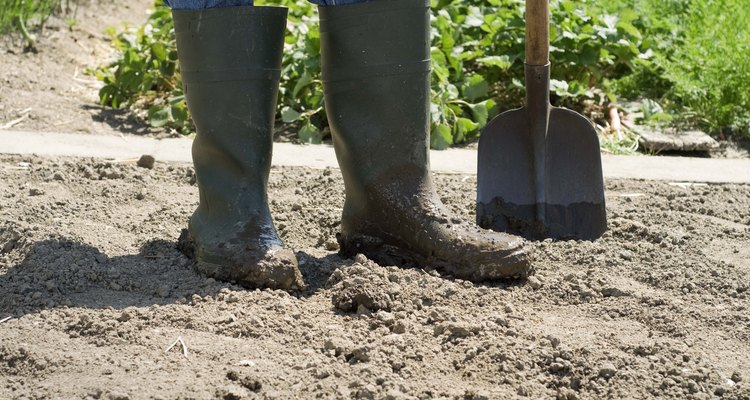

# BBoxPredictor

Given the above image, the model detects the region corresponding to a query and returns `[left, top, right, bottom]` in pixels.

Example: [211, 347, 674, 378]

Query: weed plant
[0, 0, 75, 48]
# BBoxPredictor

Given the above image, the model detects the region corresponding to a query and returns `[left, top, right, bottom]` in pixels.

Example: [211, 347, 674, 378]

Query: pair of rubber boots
[174, 0, 531, 290]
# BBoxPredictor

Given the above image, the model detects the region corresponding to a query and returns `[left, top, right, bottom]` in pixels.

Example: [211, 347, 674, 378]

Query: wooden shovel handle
[525, 0, 549, 65]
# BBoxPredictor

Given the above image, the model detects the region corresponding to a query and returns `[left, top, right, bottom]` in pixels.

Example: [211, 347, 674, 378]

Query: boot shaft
[173, 6, 287, 84]
[320, 0, 432, 190]
[172, 7, 287, 220]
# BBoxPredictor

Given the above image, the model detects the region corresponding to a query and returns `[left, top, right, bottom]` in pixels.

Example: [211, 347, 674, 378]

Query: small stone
[731, 371, 743, 383]
[356, 304, 371, 314]
[599, 362, 617, 379]
[107, 392, 130, 400]
[137, 155, 156, 169]
[29, 188, 44, 196]
[354, 253, 368, 264]
[376, 311, 395, 325]
[436, 322, 479, 338]
[352, 346, 372, 363]
[238, 359, 256, 367]
[527, 276, 542, 290]
[504, 303, 514, 313]
[550, 362, 566, 372]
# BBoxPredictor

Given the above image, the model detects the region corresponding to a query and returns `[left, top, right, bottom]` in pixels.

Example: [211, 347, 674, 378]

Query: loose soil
[1, 154, 749, 399]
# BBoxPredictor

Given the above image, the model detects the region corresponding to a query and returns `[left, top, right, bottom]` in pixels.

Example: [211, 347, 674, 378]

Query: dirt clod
[137, 155, 156, 169]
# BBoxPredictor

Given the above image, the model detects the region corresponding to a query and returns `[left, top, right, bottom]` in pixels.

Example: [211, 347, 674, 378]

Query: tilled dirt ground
[0, 0, 156, 136]
[1, 154, 749, 399]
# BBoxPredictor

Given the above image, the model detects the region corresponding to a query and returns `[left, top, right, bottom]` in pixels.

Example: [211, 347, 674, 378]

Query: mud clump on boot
[177, 227, 304, 291]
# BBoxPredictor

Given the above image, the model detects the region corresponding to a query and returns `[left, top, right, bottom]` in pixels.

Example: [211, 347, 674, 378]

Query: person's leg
[308, 0, 368, 5]
[319, 0, 532, 281]
[164, 0, 253, 9]
[171, 5, 304, 289]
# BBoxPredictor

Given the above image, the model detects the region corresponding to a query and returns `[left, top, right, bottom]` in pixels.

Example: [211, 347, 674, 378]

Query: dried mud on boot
[178, 227, 304, 291]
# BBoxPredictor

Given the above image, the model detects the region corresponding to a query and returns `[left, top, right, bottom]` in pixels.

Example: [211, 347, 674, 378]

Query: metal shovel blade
[477, 65, 606, 241]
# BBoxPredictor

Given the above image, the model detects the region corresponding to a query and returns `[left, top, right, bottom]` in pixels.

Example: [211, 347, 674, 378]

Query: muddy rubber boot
[319, 0, 532, 281]
[173, 6, 304, 290]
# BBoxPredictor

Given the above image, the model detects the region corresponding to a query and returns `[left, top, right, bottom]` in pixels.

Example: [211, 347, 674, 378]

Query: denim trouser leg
[164, 0, 253, 9]
[164, 0, 368, 9]
[308, 0, 369, 5]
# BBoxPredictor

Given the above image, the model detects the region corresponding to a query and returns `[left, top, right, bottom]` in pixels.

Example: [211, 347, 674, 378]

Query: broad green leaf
[148, 105, 171, 128]
[477, 55, 512, 70]
[281, 107, 302, 123]
[454, 117, 479, 143]
[298, 123, 322, 144]
[468, 99, 496, 127]
[292, 70, 313, 98]
[463, 6, 484, 28]
[461, 74, 489, 102]
[151, 42, 167, 60]
[430, 124, 453, 150]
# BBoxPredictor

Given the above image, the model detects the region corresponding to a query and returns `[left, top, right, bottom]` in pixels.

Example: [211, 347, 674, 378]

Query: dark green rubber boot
[173, 6, 304, 290]
[319, 0, 532, 281]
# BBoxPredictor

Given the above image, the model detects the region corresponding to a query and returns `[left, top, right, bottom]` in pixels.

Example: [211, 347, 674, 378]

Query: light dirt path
[2, 129, 750, 183]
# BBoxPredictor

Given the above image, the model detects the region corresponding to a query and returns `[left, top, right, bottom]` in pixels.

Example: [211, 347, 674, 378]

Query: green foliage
[93, 0, 749, 146]
[0, 0, 59, 32]
[428, 0, 646, 148]
[270, 0, 325, 143]
[91, 2, 191, 135]
[657, 0, 750, 136]
[1, 0, 75, 49]
[610, 0, 750, 137]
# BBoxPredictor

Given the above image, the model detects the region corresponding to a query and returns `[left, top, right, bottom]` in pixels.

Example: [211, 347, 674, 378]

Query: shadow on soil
[1, 238, 527, 318]
[82, 104, 163, 137]
[0, 239, 204, 315]
[0, 239, 350, 317]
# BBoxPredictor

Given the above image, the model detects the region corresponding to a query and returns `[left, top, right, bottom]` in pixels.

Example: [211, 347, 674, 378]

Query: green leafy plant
[103, 0, 744, 147]
[91, 2, 190, 134]
[426, 0, 648, 148]
[611, 0, 750, 138]
[93, 0, 648, 146]
[657, 0, 750, 136]
[271, 0, 325, 143]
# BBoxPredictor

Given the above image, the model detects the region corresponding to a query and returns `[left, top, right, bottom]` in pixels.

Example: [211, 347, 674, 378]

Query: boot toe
[444, 231, 533, 282]
[183, 228, 305, 290]
[242, 245, 305, 290]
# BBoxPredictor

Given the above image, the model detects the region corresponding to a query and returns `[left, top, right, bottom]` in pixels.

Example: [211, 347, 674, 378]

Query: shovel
[476, 0, 606, 240]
